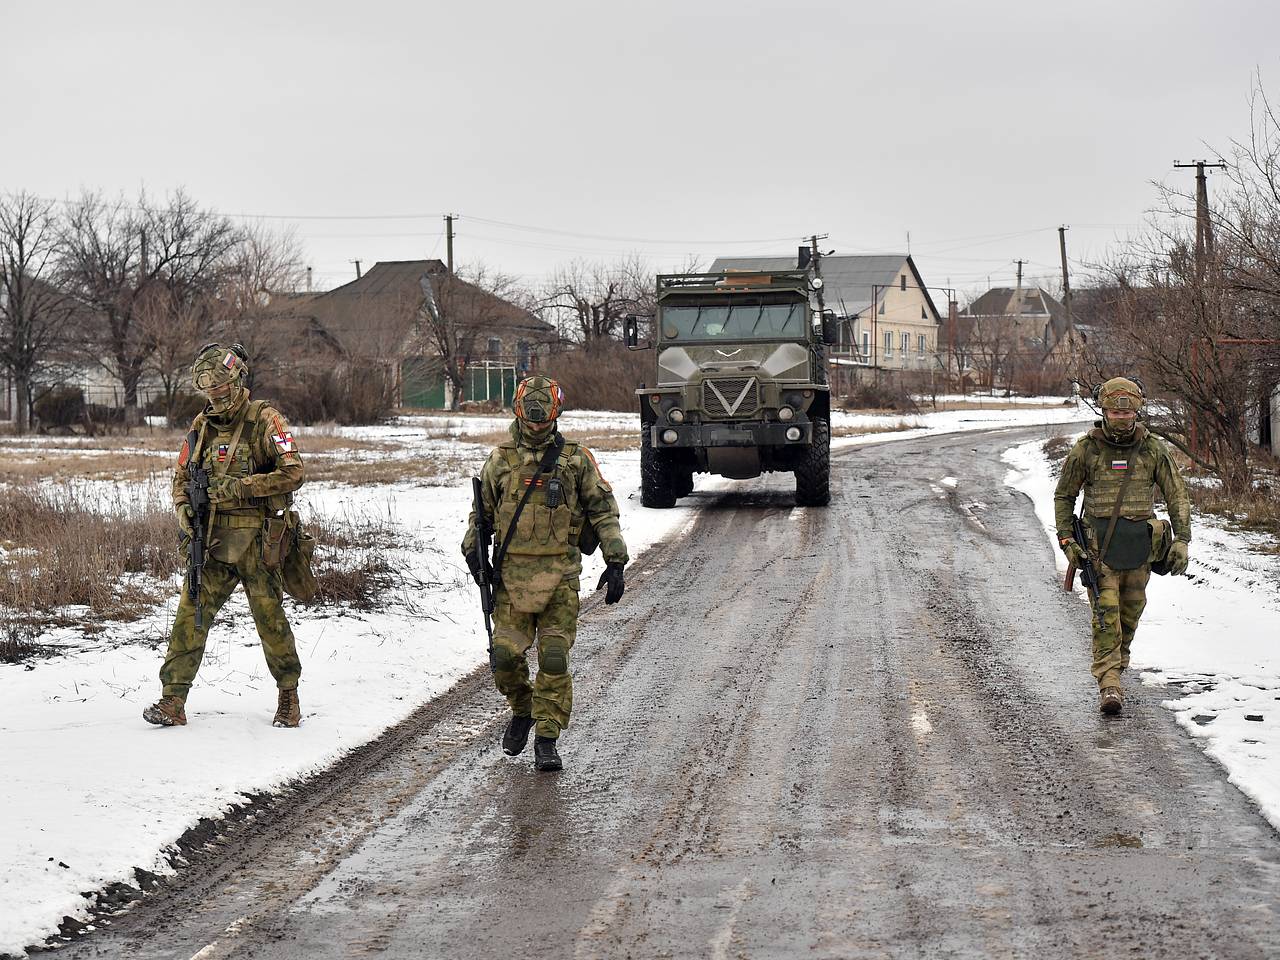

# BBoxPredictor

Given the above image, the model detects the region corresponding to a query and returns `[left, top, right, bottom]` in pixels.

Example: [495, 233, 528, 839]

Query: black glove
[465, 552, 491, 587]
[596, 562, 625, 605]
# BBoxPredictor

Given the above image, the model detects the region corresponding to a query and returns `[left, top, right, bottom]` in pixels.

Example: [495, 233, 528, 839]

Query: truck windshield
[661, 301, 807, 341]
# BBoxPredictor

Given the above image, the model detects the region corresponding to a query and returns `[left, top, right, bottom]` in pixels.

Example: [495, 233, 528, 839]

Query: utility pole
[351, 259, 362, 279]
[1058, 226, 1072, 331]
[1174, 160, 1227, 274]
[1014, 259, 1026, 318]
[306, 266, 312, 292]
[444, 214, 458, 274]
[948, 293, 959, 393]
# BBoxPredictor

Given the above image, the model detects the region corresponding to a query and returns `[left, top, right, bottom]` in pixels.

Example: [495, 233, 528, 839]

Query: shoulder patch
[580, 445, 612, 492]
[177, 437, 192, 468]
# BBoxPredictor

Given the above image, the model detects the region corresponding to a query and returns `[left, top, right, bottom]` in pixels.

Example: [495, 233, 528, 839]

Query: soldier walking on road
[1053, 377, 1192, 715]
[144, 343, 306, 729]
[462, 376, 629, 772]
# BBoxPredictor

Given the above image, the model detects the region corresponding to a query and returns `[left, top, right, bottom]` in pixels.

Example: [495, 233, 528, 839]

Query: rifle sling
[492, 433, 565, 582]
[205, 411, 248, 537]
[1098, 453, 1135, 565]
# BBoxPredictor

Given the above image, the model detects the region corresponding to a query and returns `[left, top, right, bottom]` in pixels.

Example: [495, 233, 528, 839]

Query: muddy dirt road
[61, 425, 1280, 959]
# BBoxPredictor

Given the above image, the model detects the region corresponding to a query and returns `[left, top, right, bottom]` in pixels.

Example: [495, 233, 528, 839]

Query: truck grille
[702, 377, 760, 418]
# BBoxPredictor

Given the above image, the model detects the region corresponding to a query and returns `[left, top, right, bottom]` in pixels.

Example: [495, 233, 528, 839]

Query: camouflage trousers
[1090, 562, 1151, 689]
[160, 535, 301, 698]
[492, 580, 580, 740]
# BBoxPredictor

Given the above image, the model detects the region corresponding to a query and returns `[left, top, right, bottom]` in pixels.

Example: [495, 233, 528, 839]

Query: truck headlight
[668, 407, 685, 424]
[661, 429, 679, 444]
[777, 405, 795, 422]
[785, 426, 802, 441]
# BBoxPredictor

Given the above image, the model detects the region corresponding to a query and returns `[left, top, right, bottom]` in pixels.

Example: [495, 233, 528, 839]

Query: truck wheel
[641, 437, 677, 508]
[794, 418, 830, 507]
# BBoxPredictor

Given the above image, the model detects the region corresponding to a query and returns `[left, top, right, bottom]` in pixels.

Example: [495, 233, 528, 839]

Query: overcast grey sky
[4, 0, 1278, 299]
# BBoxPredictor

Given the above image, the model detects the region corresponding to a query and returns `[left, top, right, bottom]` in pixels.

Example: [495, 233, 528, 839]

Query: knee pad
[540, 644, 569, 676]
[491, 643, 525, 673]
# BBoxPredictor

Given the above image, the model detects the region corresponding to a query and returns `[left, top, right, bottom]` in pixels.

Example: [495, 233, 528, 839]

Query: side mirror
[821, 310, 838, 347]
[624, 314, 652, 351]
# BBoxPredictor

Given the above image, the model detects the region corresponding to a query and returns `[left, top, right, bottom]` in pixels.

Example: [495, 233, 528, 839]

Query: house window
[900, 274, 907, 291]
[884, 330, 893, 357]
[861, 331, 870, 362]
[517, 340, 531, 372]
[921, 305, 927, 319]
[487, 337, 501, 359]
[901, 332, 909, 357]
[918, 334, 926, 356]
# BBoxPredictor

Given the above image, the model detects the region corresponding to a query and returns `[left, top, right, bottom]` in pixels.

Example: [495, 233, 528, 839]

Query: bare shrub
[547, 341, 650, 411]
[838, 381, 919, 412]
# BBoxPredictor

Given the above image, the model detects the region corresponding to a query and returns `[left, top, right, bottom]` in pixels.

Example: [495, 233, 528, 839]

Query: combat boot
[502, 714, 535, 756]
[533, 735, 562, 772]
[273, 688, 301, 727]
[143, 694, 187, 727]
[1100, 686, 1124, 716]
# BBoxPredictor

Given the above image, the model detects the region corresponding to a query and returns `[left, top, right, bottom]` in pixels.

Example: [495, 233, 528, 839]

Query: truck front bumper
[648, 421, 813, 449]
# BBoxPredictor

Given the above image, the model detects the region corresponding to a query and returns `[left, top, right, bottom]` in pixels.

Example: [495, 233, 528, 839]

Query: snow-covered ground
[0, 399, 1088, 956]
[1003, 437, 1280, 831]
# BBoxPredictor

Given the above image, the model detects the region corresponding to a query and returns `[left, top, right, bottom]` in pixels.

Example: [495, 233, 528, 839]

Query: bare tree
[414, 263, 528, 410]
[540, 256, 650, 347]
[0, 193, 78, 432]
[59, 190, 241, 420]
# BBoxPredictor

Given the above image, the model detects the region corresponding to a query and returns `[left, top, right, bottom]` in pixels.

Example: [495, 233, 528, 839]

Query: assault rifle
[471, 477, 497, 672]
[1064, 514, 1101, 625]
[184, 431, 211, 629]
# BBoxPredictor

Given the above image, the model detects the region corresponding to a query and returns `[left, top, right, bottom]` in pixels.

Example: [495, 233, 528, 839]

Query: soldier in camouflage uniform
[143, 343, 306, 729]
[462, 376, 629, 772]
[1054, 377, 1191, 715]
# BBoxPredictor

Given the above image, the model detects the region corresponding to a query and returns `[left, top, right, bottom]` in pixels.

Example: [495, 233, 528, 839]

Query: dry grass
[1189, 482, 1280, 538]
[0, 484, 175, 621]
[0, 477, 415, 626]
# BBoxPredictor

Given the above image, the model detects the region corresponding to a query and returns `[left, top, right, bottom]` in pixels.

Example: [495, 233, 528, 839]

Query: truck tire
[794, 418, 830, 507]
[641, 437, 678, 508]
[675, 467, 694, 498]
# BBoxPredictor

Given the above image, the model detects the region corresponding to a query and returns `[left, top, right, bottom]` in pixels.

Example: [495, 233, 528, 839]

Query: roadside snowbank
[1003, 437, 1280, 831]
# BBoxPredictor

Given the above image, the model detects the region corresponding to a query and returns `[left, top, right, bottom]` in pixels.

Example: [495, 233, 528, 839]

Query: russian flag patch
[222, 352, 238, 370]
[272, 432, 295, 453]
[1111, 460, 1128, 470]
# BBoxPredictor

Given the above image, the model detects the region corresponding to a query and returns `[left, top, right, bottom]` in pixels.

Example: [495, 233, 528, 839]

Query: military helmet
[192, 342, 250, 414]
[513, 375, 564, 424]
[1098, 376, 1144, 412]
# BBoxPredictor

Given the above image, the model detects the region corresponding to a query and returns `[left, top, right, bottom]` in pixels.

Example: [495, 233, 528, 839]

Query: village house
[946, 284, 1082, 392]
[263, 259, 557, 409]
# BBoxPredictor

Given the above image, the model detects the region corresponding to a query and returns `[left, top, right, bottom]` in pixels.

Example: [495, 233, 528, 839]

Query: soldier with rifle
[463, 376, 628, 772]
[1054, 377, 1192, 715]
[143, 343, 306, 728]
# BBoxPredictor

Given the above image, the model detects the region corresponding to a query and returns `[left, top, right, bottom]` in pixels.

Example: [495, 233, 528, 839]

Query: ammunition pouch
[262, 514, 289, 571]
[281, 510, 319, 601]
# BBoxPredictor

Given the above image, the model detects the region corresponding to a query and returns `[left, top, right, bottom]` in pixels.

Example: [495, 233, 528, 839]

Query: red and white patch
[272, 432, 296, 453]
[222, 352, 238, 370]
[177, 438, 191, 467]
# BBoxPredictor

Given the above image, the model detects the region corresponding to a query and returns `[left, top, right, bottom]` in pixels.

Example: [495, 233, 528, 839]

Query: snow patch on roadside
[1002, 437, 1280, 832]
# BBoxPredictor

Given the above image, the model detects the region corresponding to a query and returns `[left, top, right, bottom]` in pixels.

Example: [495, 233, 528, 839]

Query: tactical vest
[495, 440, 585, 558]
[1080, 427, 1159, 521]
[195, 400, 292, 517]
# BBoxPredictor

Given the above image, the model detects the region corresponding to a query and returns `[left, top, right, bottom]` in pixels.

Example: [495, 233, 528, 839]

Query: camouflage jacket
[173, 395, 304, 516]
[462, 422, 628, 592]
[1053, 423, 1191, 543]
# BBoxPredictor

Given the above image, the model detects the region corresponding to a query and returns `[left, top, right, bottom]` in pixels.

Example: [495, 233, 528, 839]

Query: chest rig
[194, 400, 292, 516]
[494, 438, 584, 559]
[1080, 427, 1158, 522]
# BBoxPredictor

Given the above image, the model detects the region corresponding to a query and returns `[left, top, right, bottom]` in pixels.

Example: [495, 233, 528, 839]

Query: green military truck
[625, 267, 835, 508]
